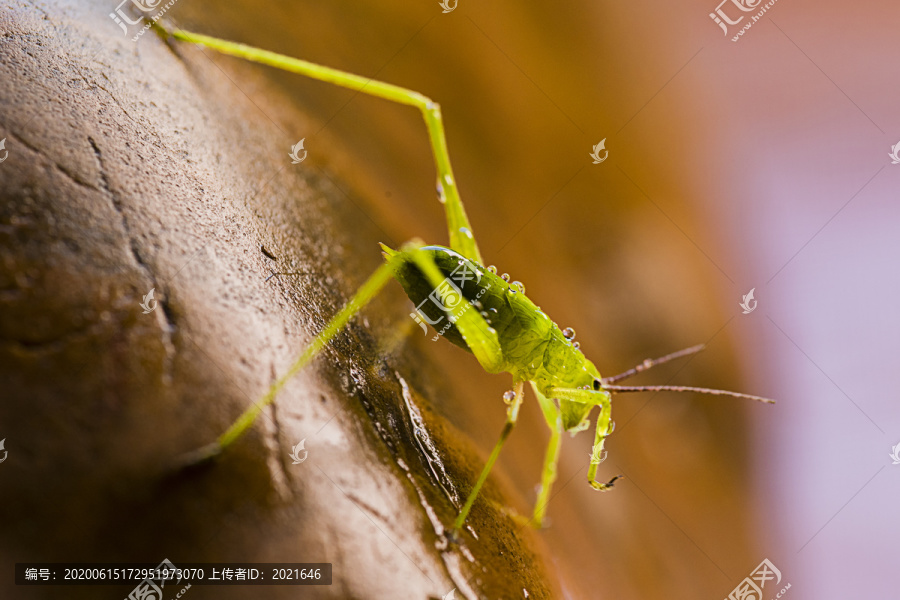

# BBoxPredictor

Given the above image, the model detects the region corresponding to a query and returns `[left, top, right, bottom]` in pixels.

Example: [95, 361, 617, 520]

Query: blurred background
[161, 0, 896, 597]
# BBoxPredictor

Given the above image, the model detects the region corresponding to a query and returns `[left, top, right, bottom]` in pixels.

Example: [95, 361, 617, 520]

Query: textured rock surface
[0, 1, 558, 598]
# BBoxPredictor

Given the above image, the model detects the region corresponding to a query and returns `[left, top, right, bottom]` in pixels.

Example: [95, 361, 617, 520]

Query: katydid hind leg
[168, 28, 483, 263]
[177, 241, 425, 467]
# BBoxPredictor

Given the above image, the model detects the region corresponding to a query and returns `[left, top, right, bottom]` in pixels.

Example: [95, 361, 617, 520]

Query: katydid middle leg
[530, 383, 563, 528]
[451, 379, 525, 533]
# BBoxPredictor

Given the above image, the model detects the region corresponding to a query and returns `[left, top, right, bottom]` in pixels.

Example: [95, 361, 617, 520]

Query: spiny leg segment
[165, 28, 483, 264]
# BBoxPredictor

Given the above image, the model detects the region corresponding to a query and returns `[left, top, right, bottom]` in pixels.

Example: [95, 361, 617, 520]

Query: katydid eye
[593, 379, 601, 391]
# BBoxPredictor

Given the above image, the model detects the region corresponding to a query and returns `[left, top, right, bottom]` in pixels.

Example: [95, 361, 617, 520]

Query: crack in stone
[87, 135, 176, 386]
[265, 362, 294, 501]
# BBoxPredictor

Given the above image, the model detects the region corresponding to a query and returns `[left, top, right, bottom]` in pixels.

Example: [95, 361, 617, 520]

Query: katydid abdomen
[388, 244, 602, 431]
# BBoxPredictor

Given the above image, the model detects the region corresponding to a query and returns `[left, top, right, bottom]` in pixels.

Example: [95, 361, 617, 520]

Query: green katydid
[167, 27, 774, 533]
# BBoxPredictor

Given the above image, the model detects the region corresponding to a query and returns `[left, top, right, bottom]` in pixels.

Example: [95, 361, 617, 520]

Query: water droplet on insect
[436, 182, 446, 204]
[573, 341, 580, 349]
[443, 174, 454, 186]
[480, 311, 488, 318]
[501, 273, 510, 282]
[502, 390, 516, 404]
[562, 327, 576, 340]
[607, 420, 616, 435]
[488, 265, 497, 274]
[512, 281, 525, 294]
[458, 227, 473, 241]
[488, 307, 498, 313]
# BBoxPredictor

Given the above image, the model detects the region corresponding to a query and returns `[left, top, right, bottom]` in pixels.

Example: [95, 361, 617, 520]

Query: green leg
[452, 379, 524, 533]
[547, 387, 620, 491]
[182, 240, 426, 465]
[530, 383, 562, 527]
[166, 28, 484, 264]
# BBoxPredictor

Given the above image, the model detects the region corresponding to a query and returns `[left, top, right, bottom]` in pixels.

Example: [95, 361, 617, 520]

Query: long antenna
[603, 384, 775, 404]
[602, 344, 706, 385]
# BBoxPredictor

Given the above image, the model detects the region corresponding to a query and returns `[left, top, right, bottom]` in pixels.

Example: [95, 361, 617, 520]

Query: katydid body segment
[168, 27, 773, 533]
